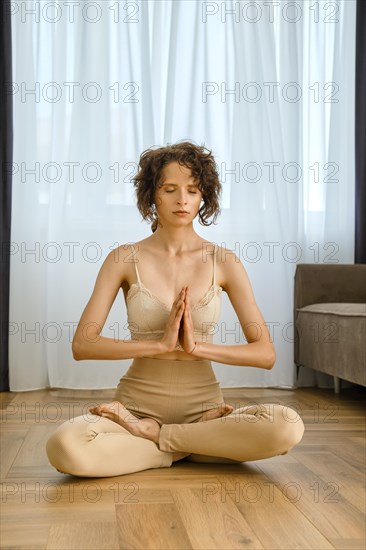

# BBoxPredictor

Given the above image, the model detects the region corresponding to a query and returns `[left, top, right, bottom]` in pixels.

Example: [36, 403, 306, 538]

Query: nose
[176, 193, 188, 205]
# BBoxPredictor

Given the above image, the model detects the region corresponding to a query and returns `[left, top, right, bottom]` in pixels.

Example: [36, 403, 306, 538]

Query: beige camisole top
[126, 244, 222, 351]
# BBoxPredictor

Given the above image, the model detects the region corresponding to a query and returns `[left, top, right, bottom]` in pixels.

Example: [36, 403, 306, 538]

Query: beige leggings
[46, 358, 305, 478]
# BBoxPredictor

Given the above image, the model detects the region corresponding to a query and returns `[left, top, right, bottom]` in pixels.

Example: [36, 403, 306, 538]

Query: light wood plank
[2, 392, 104, 425]
[0, 391, 17, 407]
[10, 424, 55, 469]
[257, 462, 366, 541]
[116, 502, 193, 549]
[0, 428, 28, 479]
[1, 501, 117, 523]
[326, 441, 366, 471]
[46, 522, 119, 549]
[0, 522, 50, 549]
[217, 474, 333, 549]
[293, 451, 365, 513]
[328, 539, 366, 550]
[171, 487, 264, 549]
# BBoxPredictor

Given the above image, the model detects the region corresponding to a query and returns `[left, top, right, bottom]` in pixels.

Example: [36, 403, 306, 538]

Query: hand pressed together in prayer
[160, 286, 196, 354]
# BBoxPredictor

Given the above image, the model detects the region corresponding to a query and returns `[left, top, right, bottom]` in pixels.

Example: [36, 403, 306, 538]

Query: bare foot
[197, 403, 234, 422]
[89, 401, 160, 444]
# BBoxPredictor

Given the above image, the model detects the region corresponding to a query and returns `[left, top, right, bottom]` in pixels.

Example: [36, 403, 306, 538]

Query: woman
[46, 141, 304, 477]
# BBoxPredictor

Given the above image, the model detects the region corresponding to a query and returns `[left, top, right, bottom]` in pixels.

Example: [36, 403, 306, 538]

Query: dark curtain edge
[355, 0, 366, 264]
[0, 0, 13, 391]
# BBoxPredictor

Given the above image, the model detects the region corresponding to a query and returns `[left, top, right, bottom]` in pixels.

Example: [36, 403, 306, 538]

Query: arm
[189, 248, 276, 369]
[72, 245, 184, 361]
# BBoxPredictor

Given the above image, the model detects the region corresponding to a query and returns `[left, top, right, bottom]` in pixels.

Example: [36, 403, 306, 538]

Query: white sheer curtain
[10, 0, 356, 390]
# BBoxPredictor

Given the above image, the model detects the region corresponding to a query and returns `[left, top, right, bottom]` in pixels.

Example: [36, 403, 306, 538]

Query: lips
[173, 211, 189, 214]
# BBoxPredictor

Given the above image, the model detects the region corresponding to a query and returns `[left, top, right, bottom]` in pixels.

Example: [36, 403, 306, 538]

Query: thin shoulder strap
[130, 244, 141, 284]
[212, 244, 218, 286]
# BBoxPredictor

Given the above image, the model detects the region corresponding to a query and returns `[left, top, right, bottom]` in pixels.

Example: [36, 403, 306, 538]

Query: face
[154, 162, 203, 226]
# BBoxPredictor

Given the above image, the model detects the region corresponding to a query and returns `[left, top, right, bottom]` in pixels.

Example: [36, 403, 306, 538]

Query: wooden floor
[1, 385, 365, 550]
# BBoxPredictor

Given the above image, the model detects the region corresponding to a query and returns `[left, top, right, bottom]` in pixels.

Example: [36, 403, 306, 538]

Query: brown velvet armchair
[294, 264, 366, 393]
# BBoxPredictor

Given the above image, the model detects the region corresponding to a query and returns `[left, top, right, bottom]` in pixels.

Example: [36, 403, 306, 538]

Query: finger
[173, 288, 185, 307]
[172, 298, 180, 310]
[183, 298, 192, 322]
[185, 286, 191, 305]
[181, 286, 186, 303]
[173, 301, 185, 321]
[173, 305, 182, 321]
[175, 287, 185, 301]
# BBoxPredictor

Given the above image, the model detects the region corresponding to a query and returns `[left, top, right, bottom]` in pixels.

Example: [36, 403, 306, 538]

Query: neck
[150, 224, 201, 255]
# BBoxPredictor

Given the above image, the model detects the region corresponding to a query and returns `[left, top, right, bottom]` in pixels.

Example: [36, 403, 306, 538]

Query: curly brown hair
[133, 141, 222, 232]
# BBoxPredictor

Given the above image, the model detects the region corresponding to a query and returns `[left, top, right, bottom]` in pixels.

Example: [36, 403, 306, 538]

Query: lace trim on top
[126, 281, 222, 312]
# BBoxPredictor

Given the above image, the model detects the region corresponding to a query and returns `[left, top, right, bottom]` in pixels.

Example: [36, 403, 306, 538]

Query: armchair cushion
[294, 264, 366, 389]
[297, 303, 366, 316]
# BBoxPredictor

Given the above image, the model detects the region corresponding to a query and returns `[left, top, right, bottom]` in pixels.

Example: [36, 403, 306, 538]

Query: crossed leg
[45, 413, 173, 478]
[46, 402, 304, 477]
[90, 401, 305, 463]
[157, 403, 305, 462]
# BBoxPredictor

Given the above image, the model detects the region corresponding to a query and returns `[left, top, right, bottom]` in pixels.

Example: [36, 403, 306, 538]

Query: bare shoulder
[215, 244, 253, 296]
[110, 242, 141, 263]
[101, 242, 139, 286]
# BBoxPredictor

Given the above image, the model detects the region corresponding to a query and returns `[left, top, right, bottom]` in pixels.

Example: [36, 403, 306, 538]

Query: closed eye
[165, 190, 198, 194]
